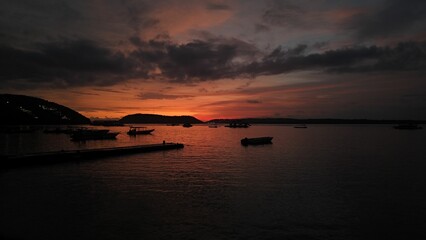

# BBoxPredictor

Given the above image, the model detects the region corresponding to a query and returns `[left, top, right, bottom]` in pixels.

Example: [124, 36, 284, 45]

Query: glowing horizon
[1, 0, 426, 120]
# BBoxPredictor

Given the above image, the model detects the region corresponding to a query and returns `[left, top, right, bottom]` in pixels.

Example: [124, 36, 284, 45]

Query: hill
[0, 94, 91, 125]
[120, 114, 203, 124]
[208, 118, 426, 124]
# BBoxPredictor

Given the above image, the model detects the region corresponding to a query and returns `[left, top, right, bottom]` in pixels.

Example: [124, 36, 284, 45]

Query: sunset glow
[1, 0, 426, 120]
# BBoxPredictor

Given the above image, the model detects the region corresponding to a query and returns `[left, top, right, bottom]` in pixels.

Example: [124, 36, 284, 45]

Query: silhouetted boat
[241, 137, 273, 146]
[225, 122, 250, 128]
[127, 126, 155, 135]
[183, 123, 192, 128]
[43, 127, 77, 134]
[393, 123, 422, 130]
[294, 124, 307, 128]
[92, 120, 124, 126]
[1, 126, 36, 134]
[70, 129, 119, 141]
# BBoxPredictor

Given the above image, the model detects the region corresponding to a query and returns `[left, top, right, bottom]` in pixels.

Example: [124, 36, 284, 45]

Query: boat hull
[241, 137, 273, 146]
[71, 130, 119, 141]
[127, 129, 155, 135]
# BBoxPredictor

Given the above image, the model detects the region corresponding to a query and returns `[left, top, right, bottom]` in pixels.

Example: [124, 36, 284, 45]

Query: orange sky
[1, 0, 426, 120]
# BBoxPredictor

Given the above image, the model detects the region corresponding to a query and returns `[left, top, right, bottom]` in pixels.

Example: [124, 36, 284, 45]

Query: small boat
[393, 123, 422, 130]
[241, 137, 273, 146]
[92, 120, 124, 126]
[294, 124, 307, 128]
[183, 123, 193, 128]
[225, 122, 250, 128]
[70, 129, 119, 141]
[43, 127, 76, 134]
[127, 126, 155, 135]
[1, 126, 36, 134]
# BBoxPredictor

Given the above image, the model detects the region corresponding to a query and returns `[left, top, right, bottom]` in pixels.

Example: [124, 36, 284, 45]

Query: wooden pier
[2, 143, 184, 169]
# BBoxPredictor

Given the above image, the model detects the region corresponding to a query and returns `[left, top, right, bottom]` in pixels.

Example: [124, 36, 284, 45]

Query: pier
[2, 143, 184, 169]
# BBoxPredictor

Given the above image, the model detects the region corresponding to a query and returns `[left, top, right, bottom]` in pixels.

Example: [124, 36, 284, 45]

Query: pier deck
[2, 143, 184, 169]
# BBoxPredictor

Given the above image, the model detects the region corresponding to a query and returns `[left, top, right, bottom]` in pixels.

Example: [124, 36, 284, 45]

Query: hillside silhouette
[0, 94, 90, 125]
[208, 118, 426, 124]
[120, 114, 203, 124]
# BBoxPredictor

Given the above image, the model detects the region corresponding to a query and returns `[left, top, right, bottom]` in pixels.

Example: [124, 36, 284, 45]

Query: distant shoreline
[1, 119, 425, 126]
[207, 118, 426, 125]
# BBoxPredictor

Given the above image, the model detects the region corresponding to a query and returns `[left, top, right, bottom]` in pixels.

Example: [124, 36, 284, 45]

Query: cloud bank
[1, 37, 425, 88]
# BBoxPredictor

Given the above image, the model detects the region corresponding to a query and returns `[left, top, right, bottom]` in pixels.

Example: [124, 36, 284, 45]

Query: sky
[1, 0, 426, 121]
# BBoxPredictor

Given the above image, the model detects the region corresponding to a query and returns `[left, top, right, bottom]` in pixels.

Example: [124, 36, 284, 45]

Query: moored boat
[43, 127, 77, 134]
[294, 124, 307, 128]
[1, 126, 37, 134]
[127, 126, 155, 135]
[70, 129, 119, 141]
[241, 137, 273, 146]
[225, 122, 250, 128]
[183, 123, 192, 128]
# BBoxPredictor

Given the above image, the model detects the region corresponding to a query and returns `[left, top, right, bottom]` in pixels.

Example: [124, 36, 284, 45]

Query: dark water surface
[1, 125, 426, 239]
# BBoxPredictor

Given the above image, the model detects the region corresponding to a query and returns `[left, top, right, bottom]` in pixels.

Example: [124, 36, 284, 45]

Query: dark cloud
[312, 42, 329, 51]
[165, 41, 239, 80]
[2, 34, 425, 89]
[244, 41, 426, 76]
[198, 100, 237, 107]
[137, 92, 192, 100]
[0, 1, 84, 47]
[260, 1, 327, 30]
[70, 91, 99, 96]
[262, 2, 306, 28]
[119, 0, 159, 32]
[206, 3, 231, 10]
[348, 0, 426, 39]
[247, 100, 261, 104]
[0, 39, 146, 88]
[92, 88, 127, 94]
[130, 35, 260, 82]
[254, 23, 270, 33]
[76, 105, 143, 113]
[199, 88, 208, 93]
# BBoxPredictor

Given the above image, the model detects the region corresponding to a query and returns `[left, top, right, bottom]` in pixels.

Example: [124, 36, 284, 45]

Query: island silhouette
[1, 94, 425, 125]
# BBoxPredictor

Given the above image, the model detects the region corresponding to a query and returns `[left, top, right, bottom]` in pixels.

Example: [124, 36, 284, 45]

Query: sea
[1, 124, 426, 240]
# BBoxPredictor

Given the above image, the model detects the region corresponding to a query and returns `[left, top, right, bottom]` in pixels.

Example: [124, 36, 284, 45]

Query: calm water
[1, 125, 426, 239]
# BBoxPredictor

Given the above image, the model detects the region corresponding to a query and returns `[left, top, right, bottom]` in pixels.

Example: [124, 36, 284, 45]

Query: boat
[225, 122, 250, 128]
[241, 137, 273, 146]
[92, 120, 124, 126]
[393, 123, 422, 130]
[294, 124, 307, 128]
[183, 123, 192, 128]
[70, 129, 119, 141]
[1, 126, 36, 134]
[127, 126, 155, 135]
[43, 127, 77, 134]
